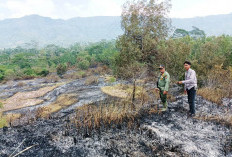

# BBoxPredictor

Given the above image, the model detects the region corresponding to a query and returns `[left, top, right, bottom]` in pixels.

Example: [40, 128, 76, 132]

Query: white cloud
[0, 0, 231, 20]
[62, 0, 122, 17]
[5, 0, 55, 18]
[170, 0, 232, 18]
[89, 0, 122, 16]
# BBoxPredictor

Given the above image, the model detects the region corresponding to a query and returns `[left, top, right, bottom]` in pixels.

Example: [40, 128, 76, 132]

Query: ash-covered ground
[0, 78, 231, 157]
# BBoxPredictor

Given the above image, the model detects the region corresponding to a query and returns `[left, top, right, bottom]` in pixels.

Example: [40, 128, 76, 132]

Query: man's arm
[182, 70, 196, 84]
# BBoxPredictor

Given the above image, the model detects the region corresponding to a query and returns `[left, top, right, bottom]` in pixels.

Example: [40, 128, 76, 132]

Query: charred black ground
[0, 78, 231, 157]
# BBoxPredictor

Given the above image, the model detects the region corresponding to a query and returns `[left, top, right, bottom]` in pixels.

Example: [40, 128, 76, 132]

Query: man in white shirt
[177, 61, 197, 116]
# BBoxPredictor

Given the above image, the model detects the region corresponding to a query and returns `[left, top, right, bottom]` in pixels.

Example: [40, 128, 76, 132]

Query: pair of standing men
[156, 61, 197, 116]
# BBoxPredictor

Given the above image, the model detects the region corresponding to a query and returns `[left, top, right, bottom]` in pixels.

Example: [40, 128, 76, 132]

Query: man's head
[184, 61, 191, 71]
[159, 65, 165, 73]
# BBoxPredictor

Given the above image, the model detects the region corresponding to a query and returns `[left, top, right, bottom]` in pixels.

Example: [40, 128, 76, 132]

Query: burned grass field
[0, 75, 231, 157]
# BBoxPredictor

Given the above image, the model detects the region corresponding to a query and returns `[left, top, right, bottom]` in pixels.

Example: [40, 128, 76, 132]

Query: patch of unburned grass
[63, 70, 87, 80]
[35, 93, 78, 118]
[85, 76, 99, 85]
[17, 82, 26, 87]
[0, 112, 21, 128]
[73, 96, 160, 137]
[195, 113, 232, 127]
[1, 84, 63, 112]
[0, 113, 7, 128]
[74, 101, 138, 132]
[44, 74, 60, 83]
[0, 102, 3, 109]
[91, 66, 111, 75]
[197, 87, 225, 105]
[104, 75, 116, 83]
[101, 84, 144, 99]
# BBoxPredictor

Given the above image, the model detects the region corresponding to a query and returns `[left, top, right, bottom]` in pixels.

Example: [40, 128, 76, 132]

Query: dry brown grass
[63, 72, 79, 80]
[197, 87, 225, 105]
[73, 95, 162, 137]
[198, 65, 232, 105]
[74, 101, 139, 133]
[85, 76, 99, 85]
[72, 83, 162, 137]
[17, 82, 26, 87]
[104, 75, 116, 83]
[63, 71, 88, 80]
[91, 66, 111, 75]
[101, 84, 145, 99]
[44, 74, 60, 83]
[0, 84, 61, 112]
[35, 93, 78, 118]
[195, 113, 232, 127]
[167, 94, 176, 102]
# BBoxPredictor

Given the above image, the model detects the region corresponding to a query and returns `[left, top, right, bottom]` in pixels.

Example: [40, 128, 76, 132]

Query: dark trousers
[187, 87, 196, 114]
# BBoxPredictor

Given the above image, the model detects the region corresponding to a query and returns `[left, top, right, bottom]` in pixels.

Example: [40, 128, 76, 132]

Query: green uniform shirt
[157, 71, 170, 91]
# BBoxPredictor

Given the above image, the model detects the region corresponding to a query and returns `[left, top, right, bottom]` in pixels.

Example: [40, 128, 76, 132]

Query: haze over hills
[0, 13, 232, 48]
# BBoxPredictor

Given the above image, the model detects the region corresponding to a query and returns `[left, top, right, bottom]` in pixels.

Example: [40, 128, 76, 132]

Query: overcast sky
[0, 0, 231, 20]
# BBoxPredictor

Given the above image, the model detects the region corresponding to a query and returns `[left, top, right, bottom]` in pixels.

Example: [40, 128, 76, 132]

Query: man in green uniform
[155, 65, 170, 111]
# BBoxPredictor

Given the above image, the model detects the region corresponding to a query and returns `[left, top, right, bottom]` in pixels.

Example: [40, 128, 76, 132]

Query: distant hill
[0, 13, 232, 48]
[172, 13, 232, 36]
[0, 15, 122, 48]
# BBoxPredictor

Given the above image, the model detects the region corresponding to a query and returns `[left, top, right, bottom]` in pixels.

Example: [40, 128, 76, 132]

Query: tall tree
[172, 28, 189, 38]
[189, 26, 206, 39]
[115, 0, 171, 77]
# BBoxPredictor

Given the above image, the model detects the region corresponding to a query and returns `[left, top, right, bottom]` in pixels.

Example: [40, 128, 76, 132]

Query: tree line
[0, 0, 231, 90]
[0, 40, 118, 81]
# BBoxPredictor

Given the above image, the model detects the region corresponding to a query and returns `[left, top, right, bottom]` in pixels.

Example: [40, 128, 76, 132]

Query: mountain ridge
[0, 13, 232, 48]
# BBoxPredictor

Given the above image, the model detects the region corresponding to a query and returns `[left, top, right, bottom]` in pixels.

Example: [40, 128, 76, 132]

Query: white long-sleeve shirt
[182, 68, 197, 90]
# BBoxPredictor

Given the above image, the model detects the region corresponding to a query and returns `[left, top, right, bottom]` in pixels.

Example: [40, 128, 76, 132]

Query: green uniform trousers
[160, 90, 168, 108]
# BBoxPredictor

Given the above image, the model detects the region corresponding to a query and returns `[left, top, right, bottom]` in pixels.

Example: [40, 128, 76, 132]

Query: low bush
[37, 69, 49, 77]
[85, 76, 99, 85]
[4, 69, 16, 80]
[23, 68, 36, 76]
[56, 64, 67, 76]
[78, 60, 90, 70]
[77, 71, 86, 78]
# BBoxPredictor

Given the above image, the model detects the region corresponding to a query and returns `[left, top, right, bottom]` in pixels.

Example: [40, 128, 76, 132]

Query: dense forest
[0, 34, 231, 83]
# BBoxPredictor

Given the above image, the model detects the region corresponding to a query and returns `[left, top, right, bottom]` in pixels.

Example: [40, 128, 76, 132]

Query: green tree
[172, 28, 189, 38]
[157, 37, 191, 79]
[189, 26, 206, 39]
[12, 53, 31, 69]
[115, 0, 171, 77]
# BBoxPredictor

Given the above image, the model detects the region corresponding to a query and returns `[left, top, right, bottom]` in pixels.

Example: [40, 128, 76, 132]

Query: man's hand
[163, 91, 168, 95]
[184, 90, 187, 95]
[177, 81, 183, 84]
